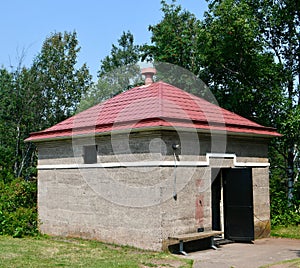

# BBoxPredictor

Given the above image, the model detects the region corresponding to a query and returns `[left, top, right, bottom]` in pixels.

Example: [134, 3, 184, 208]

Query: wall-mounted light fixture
[172, 144, 180, 150]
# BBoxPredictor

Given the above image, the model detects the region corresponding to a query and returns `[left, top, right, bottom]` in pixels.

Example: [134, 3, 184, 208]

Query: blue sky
[0, 0, 207, 79]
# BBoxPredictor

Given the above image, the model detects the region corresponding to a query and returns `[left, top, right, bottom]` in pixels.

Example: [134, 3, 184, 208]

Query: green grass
[0, 236, 193, 268]
[271, 225, 300, 239]
[261, 258, 300, 268]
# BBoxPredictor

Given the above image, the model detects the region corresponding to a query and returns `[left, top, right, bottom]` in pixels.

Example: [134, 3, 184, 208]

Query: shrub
[0, 178, 38, 237]
[270, 188, 300, 227]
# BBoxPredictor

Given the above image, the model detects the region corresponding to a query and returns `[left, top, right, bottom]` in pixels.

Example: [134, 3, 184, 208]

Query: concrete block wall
[38, 168, 164, 251]
[38, 166, 213, 251]
[160, 166, 212, 249]
[36, 130, 272, 250]
[252, 167, 271, 238]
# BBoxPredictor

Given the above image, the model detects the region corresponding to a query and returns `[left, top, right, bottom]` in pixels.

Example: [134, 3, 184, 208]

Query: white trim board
[206, 153, 270, 167]
[37, 153, 270, 170]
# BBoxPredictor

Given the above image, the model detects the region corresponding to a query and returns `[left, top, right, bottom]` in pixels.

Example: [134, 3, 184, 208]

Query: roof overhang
[25, 123, 280, 143]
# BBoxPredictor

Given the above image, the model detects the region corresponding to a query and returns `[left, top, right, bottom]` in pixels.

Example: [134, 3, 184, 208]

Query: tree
[99, 31, 141, 77]
[142, 0, 202, 75]
[199, 0, 285, 125]
[0, 31, 92, 237]
[141, 1, 211, 98]
[0, 64, 43, 179]
[203, 0, 299, 215]
[145, 0, 284, 123]
[0, 31, 92, 180]
[145, 0, 299, 219]
[254, 0, 300, 204]
[78, 31, 143, 111]
[0, 68, 15, 180]
[98, 30, 143, 93]
[32, 31, 92, 128]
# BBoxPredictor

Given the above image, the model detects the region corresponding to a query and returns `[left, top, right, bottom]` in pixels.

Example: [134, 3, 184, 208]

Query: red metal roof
[26, 81, 280, 141]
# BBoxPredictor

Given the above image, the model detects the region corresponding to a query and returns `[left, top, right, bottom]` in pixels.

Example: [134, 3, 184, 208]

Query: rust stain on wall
[195, 194, 204, 227]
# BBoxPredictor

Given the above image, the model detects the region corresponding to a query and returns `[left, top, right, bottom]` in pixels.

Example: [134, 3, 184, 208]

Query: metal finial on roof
[141, 67, 156, 85]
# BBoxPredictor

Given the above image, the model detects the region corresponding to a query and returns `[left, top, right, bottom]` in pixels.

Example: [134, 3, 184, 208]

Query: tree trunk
[287, 144, 294, 205]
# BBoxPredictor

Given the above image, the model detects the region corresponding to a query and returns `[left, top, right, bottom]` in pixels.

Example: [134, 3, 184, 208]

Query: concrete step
[214, 238, 234, 246]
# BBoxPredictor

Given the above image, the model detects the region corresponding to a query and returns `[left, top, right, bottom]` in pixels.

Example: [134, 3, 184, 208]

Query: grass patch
[261, 258, 300, 267]
[271, 225, 300, 239]
[0, 236, 192, 267]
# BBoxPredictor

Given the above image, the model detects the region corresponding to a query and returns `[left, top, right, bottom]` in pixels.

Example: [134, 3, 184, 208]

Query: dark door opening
[211, 168, 254, 242]
[211, 169, 222, 231]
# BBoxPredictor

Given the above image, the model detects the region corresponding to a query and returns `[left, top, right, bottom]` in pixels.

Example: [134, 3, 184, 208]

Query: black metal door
[223, 168, 254, 241]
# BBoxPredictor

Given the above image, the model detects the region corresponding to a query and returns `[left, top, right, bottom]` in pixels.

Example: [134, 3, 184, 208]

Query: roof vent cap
[141, 67, 156, 85]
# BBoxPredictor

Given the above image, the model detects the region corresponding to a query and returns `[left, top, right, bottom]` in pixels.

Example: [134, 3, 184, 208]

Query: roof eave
[25, 125, 280, 143]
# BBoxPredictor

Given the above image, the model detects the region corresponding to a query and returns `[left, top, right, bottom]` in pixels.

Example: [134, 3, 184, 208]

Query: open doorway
[211, 169, 222, 232]
[211, 168, 254, 242]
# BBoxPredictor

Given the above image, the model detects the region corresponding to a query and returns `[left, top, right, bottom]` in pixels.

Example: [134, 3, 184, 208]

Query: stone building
[26, 68, 280, 251]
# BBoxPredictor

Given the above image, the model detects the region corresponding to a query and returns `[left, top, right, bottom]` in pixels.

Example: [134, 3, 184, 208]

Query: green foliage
[0, 68, 16, 180]
[200, 0, 285, 125]
[270, 149, 300, 227]
[0, 67, 39, 180]
[78, 64, 143, 112]
[99, 31, 141, 77]
[79, 31, 143, 111]
[0, 178, 38, 237]
[32, 31, 92, 128]
[270, 189, 300, 227]
[144, 0, 299, 223]
[253, 0, 300, 205]
[141, 2, 218, 100]
[143, 1, 202, 81]
[0, 31, 92, 180]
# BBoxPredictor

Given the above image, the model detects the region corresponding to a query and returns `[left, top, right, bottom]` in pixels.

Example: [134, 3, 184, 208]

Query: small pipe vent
[141, 67, 156, 85]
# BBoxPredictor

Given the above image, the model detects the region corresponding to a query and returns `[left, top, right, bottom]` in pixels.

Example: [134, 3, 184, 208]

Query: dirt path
[183, 238, 299, 268]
